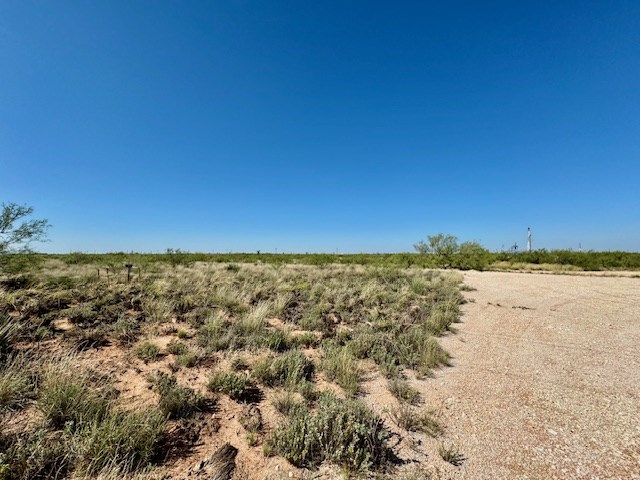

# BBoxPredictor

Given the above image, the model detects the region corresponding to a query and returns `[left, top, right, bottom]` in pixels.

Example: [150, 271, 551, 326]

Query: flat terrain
[431, 271, 640, 479]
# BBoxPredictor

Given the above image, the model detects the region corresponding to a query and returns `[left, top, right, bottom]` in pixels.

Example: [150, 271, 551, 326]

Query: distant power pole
[527, 227, 532, 252]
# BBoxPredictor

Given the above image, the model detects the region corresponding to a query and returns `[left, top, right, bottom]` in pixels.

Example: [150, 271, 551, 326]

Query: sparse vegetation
[388, 378, 421, 405]
[0, 257, 466, 477]
[438, 443, 465, 466]
[392, 404, 442, 436]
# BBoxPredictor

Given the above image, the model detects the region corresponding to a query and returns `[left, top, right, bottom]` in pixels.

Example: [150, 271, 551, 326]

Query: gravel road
[430, 271, 640, 480]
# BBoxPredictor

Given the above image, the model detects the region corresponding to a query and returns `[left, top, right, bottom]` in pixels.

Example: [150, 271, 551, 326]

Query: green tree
[454, 241, 490, 270]
[414, 233, 459, 267]
[0, 202, 50, 254]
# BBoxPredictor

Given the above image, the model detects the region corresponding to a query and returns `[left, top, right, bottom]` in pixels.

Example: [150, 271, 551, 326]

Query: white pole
[527, 227, 532, 252]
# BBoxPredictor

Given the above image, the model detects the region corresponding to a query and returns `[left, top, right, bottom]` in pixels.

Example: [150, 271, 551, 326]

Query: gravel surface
[430, 271, 640, 480]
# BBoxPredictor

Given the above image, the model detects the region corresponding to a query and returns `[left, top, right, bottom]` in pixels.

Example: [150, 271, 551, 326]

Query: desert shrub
[78, 408, 166, 475]
[150, 372, 209, 419]
[321, 344, 361, 397]
[208, 371, 257, 402]
[252, 350, 313, 389]
[175, 351, 200, 368]
[266, 392, 390, 471]
[134, 341, 160, 362]
[272, 392, 306, 417]
[110, 316, 139, 345]
[388, 378, 420, 405]
[166, 340, 188, 355]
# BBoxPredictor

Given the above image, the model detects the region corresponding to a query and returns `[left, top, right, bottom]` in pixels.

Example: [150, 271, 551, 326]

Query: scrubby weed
[388, 378, 421, 405]
[38, 363, 111, 430]
[134, 341, 160, 362]
[321, 344, 361, 397]
[149, 372, 209, 419]
[78, 408, 166, 475]
[252, 349, 313, 390]
[266, 392, 390, 471]
[391, 404, 442, 436]
[0, 354, 35, 411]
[208, 371, 258, 402]
[438, 443, 465, 466]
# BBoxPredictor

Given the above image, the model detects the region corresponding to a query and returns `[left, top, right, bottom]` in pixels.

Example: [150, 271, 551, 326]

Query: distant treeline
[2, 249, 640, 274]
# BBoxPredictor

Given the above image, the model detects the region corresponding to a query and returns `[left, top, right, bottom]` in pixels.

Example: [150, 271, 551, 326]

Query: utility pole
[527, 227, 532, 252]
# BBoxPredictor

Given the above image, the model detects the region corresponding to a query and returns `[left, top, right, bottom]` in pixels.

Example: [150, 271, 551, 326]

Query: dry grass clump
[0, 355, 35, 412]
[38, 363, 112, 431]
[438, 443, 465, 466]
[320, 343, 361, 397]
[388, 378, 421, 405]
[391, 403, 442, 437]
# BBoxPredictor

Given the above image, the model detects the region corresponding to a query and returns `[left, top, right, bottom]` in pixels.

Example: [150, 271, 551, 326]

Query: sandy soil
[429, 271, 640, 480]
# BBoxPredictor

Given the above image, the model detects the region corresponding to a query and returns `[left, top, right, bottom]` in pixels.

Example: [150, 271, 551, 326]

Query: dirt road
[431, 271, 640, 479]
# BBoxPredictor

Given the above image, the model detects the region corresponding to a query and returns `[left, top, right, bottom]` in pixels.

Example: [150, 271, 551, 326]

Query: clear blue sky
[2, 1, 639, 253]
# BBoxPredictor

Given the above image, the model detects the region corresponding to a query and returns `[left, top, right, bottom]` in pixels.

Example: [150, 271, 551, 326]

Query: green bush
[252, 350, 313, 389]
[208, 371, 257, 402]
[134, 341, 160, 362]
[266, 392, 390, 471]
[150, 372, 208, 419]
